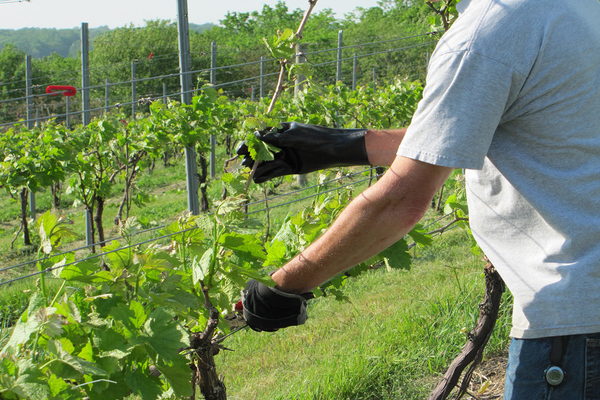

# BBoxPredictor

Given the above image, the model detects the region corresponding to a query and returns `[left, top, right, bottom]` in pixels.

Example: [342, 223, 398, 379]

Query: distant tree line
[0, 23, 214, 59]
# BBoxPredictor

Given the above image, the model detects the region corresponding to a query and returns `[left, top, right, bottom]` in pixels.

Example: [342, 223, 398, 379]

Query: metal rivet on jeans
[545, 366, 565, 386]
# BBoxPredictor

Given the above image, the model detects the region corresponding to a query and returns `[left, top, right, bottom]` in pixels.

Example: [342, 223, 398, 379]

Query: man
[240, 0, 600, 397]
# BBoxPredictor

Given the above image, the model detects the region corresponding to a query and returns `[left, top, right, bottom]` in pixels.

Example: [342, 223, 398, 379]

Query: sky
[0, 0, 383, 30]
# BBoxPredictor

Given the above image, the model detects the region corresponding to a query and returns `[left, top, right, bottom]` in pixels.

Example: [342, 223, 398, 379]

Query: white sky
[0, 0, 383, 30]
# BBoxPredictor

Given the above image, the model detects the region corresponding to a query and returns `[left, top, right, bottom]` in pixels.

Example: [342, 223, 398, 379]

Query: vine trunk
[428, 258, 505, 400]
[19, 188, 31, 246]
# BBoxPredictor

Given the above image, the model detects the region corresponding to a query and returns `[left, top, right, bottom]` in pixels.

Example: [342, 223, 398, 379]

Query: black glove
[237, 122, 369, 183]
[241, 279, 314, 332]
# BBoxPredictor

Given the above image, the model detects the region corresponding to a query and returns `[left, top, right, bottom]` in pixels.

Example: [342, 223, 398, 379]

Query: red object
[234, 301, 244, 311]
[148, 52, 154, 60]
[46, 85, 77, 97]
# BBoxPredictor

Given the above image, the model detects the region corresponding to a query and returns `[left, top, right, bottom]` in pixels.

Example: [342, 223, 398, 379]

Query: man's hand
[236, 122, 369, 183]
[241, 279, 314, 332]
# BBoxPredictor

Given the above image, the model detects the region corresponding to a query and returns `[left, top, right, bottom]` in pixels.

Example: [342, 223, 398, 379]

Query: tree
[0, 26, 108, 58]
[191, 2, 343, 97]
[0, 44, 26, 100]
[342, 2, 436, 84]
[90, 20, 182, 115]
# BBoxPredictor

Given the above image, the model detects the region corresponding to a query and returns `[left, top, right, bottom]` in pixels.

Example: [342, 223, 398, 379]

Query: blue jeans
[504, 333, 600, 399]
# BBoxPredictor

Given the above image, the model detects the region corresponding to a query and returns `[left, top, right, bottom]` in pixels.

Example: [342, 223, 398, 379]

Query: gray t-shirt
[397, 0, 600, 339]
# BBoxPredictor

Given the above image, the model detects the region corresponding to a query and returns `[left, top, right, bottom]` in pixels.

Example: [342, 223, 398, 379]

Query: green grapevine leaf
[125, 368, 163, 400]
[2, 293, 47, 353]
[271, 215, 297, 250]
[47, 339, 109, 378]
[54, 298, 82, 324]
[110, 301, 147, 333]
[264, 240, 287, 267]
[242, 117, 267, 131]
[47, 374, 70, 398]
[59, 259, 111, 284]
[101, 240, 134, 270]
[367, 238, 412, 272]
[94, 326, 130, 356]
[142, 308, 189, 364]
[193, 251, 212, 285]
[221, 172, 249, 195]
[219, 232, 267, 262]
[156, 363, 194, 398]
[0, 359, 51, 400]
[244, 132, 275, 163]
[262, 29, 297, 60]
[408, 224, 433, 247]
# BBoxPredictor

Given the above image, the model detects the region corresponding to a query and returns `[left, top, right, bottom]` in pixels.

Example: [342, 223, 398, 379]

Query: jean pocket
[585, 338, 600, 400]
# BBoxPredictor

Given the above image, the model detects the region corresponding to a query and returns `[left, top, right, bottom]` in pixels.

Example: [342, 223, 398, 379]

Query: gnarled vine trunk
[191, 338, 226, 400]
[428, 258, 505, 400]
[19, 188, 31, 246]
[51, 182, 61, 210]
[94, 194, 105, 245]
[189, 302, 227, 400]
[199, 153, 210, 212]
[114, 152, 144, 225]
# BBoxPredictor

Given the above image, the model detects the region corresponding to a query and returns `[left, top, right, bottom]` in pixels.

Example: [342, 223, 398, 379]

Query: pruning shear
[213, 301, 248, 344]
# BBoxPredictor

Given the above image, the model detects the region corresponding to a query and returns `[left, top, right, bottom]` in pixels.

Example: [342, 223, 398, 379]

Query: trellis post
[177, 0, 200, 215]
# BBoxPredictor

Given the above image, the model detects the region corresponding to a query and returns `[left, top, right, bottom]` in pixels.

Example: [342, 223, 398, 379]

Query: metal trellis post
[25, 55, 32, 129]
[81, 23, 91, 126]
[373, 67, 377, 90]
[105, 78, 109, 114]
[353, 53, 358, 90]
[295, 43, 308, 96]
[260, 56, 266, 98]
[25, 55, 36, 220]
[337, 30, 343, 82]
[66, 95, 70, 129]
[210, 41, 217, 179]
[295, 43, 309, 187]
[131, 61, 137, 119]
[177, 0, 200, 215]
[81, 22, 93, 247]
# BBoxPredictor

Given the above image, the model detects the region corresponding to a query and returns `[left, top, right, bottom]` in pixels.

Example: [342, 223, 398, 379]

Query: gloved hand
[237, 122, 369, 183]
[241, 279, 314, 332]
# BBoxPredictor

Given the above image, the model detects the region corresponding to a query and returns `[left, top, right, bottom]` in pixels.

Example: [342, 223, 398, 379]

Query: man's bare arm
[271, 155, 452, 293]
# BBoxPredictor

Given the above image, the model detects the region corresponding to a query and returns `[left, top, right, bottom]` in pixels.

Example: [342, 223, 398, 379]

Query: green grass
[216, 228, 512, 400]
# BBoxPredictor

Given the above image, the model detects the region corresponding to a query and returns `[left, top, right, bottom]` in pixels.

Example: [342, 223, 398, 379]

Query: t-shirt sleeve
[397, 49, 519, 170]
